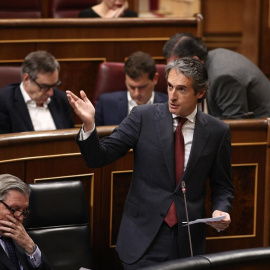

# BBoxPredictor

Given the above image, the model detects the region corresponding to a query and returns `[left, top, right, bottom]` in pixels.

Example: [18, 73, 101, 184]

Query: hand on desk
[66, 90, 95, 132]
[206, 210, 231, 232]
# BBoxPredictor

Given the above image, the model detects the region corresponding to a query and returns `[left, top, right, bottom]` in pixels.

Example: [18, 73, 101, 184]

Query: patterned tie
[164, 117, 187, 227]
[1, 236, 21, 270]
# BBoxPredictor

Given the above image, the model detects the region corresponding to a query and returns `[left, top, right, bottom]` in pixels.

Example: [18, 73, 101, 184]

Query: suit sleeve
[209, 125, 234, 213]
[77, 105, 142, 168]
[211, 75, 249, 119]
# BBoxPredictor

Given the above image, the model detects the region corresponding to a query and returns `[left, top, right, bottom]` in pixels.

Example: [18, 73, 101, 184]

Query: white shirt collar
[172, 106, 197, 123]
[127, 91, 155, 105]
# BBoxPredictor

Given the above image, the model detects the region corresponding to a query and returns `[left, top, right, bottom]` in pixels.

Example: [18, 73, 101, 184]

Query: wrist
[26, 243, 37, 255]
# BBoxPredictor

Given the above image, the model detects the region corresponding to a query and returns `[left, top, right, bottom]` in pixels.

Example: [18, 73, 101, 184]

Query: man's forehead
[168, 69, 192, 85]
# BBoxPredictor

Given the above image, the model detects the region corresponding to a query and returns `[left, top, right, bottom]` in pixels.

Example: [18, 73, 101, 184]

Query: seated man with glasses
[0, 50, 74, 134]
[0, 174, 52, 270]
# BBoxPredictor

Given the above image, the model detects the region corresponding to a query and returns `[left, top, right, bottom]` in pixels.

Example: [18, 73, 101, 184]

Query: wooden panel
[201, 0, 261, 64]
[260, 0, 270, 76]
[0, 119, 269, 270]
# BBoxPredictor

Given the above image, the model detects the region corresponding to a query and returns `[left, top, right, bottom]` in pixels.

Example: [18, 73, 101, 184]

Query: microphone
[181, 181, 193, 257]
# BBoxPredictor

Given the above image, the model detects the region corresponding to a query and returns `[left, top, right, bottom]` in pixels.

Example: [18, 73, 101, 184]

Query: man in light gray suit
[66, 58, 234, 269]
[163, 32, 270, 119]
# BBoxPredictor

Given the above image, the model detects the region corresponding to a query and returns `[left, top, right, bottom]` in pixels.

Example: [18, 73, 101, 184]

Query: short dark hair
[163, 32, 208, 61]
[21, 50, 60, 80]
[165, 57, 209, 102]
[124, 51, 156, 80]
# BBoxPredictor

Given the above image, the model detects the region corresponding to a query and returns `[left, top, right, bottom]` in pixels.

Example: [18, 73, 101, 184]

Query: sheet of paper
[182, 215, 226, 226]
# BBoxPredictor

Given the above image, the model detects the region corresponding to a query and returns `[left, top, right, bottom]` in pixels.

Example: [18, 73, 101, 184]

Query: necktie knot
[176, 117, 187, 128]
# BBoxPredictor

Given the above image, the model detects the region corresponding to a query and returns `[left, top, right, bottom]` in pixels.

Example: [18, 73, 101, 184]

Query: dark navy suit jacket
[0, 83, 74, 134]
[94, 90, 168, 126]
[0, 240, 52, 270]
[77, 103, 234, 264]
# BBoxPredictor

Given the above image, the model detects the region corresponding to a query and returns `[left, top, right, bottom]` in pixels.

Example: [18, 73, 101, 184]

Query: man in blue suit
[66, 58, 234, 269]
[0, 51, 74, 134]
[95, 51, 168, 126]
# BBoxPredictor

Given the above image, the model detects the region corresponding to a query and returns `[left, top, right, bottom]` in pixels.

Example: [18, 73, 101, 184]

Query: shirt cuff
[79, 124, 95, 141]
[26, 245, 42, 268]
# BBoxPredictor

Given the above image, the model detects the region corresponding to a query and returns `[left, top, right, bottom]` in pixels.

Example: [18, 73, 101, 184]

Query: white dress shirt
[20, 83, 56, 131]
[127, 91, 155, 114]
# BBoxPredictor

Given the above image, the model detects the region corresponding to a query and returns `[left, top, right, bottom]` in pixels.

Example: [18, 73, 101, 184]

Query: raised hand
[66, 90, 95, 132]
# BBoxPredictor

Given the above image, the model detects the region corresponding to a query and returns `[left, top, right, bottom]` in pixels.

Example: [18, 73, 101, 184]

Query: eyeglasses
[0, 200, 30, 219]
[31, 78, 61, 92]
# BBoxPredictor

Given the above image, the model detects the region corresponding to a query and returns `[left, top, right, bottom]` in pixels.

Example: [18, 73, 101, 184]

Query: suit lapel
[179, 110, 210, 188]
[155, 104, 175, 187]
[14, 86, 34, 131]
[48, 94, 61, 128]
[118, 92, 128, 123]
[0, 244, 18, 270]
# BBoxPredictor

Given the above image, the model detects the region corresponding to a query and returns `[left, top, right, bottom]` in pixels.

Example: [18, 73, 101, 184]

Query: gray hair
[21, 50, 60, 81]
[165, 57, 209, 102]
[0, 174, 30, 201]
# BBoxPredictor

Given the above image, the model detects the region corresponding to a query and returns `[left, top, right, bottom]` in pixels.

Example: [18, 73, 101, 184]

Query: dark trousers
[122, 222, 180, 270]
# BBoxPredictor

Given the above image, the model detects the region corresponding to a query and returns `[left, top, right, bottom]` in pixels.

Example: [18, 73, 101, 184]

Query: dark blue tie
[1, 236, 20, 270]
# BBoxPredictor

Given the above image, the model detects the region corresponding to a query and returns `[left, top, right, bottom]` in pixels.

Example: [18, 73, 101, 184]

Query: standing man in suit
[95, 51, 168, 126]
[163, 32, 270, 119]
[0, 50, 74, 134]
[0, 174, 52, 270]
[66, 58, 234, 269]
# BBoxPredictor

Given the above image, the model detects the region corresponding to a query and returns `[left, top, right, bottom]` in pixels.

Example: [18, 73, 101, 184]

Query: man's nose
[134, 88, 140, 96]
[47, 87, 54, 96]
[170, 89, 177, 99]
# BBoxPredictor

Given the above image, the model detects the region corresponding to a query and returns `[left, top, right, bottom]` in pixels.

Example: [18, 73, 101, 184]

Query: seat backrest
[0, 1, 42, 18]
[0, 66, 22, 89]
[48, 0, 96, 18]
[91, 62, 167, 106]
[24, 180, 94, 270]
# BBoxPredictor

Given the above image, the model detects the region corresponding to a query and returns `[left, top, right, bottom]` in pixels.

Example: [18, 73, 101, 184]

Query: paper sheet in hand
[182, 215, 226, 226]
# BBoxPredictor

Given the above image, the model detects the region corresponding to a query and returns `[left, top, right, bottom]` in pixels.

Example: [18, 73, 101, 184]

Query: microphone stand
[181, 181, 193, 257]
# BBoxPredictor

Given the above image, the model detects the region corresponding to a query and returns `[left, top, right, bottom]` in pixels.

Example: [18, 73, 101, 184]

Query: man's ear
[153, 72, 159, 85]
[22, 73, 31, 88]
[193, 56, 204, 64]
[197, 89, 206, 99]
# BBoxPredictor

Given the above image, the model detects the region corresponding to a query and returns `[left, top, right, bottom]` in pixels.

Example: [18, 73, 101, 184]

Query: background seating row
[0, 62, 167, 114]
[0, 0, 96, 18]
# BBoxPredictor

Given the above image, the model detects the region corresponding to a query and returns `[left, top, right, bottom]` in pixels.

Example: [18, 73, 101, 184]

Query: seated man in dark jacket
[0, 174, 52, 270]
[95, 51, 168, 126]
[0, 50, 74, 134]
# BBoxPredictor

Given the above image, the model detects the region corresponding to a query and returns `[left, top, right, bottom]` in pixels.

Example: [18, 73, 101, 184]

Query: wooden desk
[0, 118, 269, 270]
